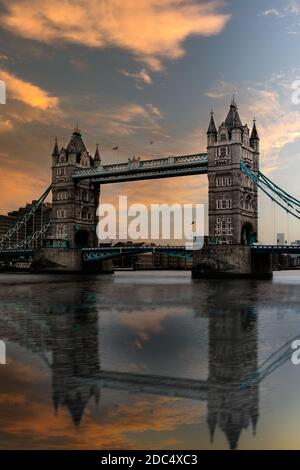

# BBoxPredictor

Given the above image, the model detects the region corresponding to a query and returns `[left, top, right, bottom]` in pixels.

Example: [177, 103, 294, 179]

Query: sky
[0, 0, 300, 243]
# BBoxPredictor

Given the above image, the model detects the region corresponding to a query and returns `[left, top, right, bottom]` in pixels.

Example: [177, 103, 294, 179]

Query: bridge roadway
[1, 245, 300, 262]
[75, 370, 209, 401]
[82, 245, 193, 262]
[251, 245, 300, 254]
[72, 153, 208, 183]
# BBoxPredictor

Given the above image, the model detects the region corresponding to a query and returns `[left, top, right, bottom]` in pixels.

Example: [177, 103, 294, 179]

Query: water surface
[0, 270, 299, 450]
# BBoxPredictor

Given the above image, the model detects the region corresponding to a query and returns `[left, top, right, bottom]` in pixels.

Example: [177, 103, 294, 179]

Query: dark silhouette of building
[0, 201, 52, 248]
[206, 285, 259, 449]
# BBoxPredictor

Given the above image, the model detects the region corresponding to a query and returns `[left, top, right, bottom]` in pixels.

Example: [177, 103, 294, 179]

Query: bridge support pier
[192, 245, 273, 279]
[31, 248, 114, 274]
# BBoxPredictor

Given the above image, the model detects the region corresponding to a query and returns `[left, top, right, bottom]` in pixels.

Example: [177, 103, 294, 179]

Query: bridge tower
[50, 127, 101, 248]
[207, 97, 260, 245]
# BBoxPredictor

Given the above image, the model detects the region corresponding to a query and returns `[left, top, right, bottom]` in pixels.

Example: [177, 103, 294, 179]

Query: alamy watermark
[0, 340, 6, 365]
[291, 339, 300, 365]
[0, 80, 6, 104]
[96, 196, 205, 249]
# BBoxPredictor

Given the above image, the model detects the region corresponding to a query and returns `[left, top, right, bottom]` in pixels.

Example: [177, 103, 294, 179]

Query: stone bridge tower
[50, 127, 101, 249]
[207, 98, 260, 245]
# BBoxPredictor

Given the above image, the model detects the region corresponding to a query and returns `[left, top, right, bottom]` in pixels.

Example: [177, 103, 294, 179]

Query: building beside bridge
[0, 201, 52, 249]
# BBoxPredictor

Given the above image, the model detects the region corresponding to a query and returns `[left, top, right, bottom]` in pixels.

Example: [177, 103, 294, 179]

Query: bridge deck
[75, 370, 209, 401]
[251, 245, 300, 254]
[82, 245, 193, 262]
[72, 153, 208, 183]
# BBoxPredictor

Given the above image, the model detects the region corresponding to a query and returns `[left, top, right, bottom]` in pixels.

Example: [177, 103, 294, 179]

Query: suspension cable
[0, 185, 52, 247]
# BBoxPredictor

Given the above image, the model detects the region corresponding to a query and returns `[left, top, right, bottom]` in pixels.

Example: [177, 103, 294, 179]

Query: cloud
[146, 104, 162, 118]
[0, 0, 231, 70]
[205, 80, 236, 99]
[261, 1, 300, 19]
[0, 69, 59, 110]
[0, 118, 13, 132]
[262, 9, 282, 17]
[0, 163, 50, 214]
[120, 69, 153, 87]
[75, 100, 163, 138]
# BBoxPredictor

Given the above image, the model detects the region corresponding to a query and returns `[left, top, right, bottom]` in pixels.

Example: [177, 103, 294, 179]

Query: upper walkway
[72, 153, 208, 183]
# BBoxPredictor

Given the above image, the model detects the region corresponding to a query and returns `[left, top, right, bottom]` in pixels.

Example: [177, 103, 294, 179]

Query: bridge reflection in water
[0, 276, 264, 450]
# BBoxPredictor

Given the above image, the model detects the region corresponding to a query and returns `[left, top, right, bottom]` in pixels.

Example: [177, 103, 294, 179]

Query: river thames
[0, 270, 299, 450]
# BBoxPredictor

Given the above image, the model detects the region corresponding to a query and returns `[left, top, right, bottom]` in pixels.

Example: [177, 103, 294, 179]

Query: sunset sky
[0, 0, 300, 243]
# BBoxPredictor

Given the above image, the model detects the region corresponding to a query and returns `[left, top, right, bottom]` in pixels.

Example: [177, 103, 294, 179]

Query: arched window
[81, 206, 89, 219]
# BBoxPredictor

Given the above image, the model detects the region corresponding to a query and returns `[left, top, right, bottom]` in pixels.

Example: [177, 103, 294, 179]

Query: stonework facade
[50, 128, 101, 248]
[207, 98, 260, 245]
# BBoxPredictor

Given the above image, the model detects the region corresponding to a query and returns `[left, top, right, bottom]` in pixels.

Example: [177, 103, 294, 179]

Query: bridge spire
[94, 143, 101, 164]
[51, 137, 59, 157]
[207, 110, 217, 135]
[225, 95, 242, 131]
[73, 123, 81, 136]
[250, 118, 259, 141]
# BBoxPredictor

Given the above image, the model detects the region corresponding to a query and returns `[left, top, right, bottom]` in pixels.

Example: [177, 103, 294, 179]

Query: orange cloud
[120, 69, 153, 86]
[0, 363, 204, 449]
[0, 163, 49, 214]
[1, 0, 231, 69]
[0, 118, 13, 132]
[0, 69, 59, 110]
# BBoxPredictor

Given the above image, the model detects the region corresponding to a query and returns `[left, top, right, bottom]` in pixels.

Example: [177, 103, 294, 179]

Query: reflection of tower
[51, 299, 101, 426]
[206, 288, 259, 450]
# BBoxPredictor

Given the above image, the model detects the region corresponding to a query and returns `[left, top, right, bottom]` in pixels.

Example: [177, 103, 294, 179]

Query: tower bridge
[0, 98, 299, 276]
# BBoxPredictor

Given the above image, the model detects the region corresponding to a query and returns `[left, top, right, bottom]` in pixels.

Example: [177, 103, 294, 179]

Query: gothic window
[56, 167, 66, 177]
[57, 209, 68, 218]
[216, 199, 231, 209]
[81, 206, 89, 219]
[245, 195, 251, 211]
[220, 133, 227, 141]
[217, 176, 232, 187]
[220, 147, 226, 157]
[57, 191, 68, 201]
[56, 224, 67, 237]
[215, 216, 232, 237]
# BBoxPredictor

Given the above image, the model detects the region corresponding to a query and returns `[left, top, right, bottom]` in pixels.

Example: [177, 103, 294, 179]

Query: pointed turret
[94, 143, 101, 165]
[52, 137, 59, 157]
[225, 95, 243, 131]
[207, 110, 217, 135]
[250, 119, 259, 141]
[65, 126, 88, 164]
[250, 119, 260, 153]
[207, 110, 217, 146]
[207, 413, 217, 443]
